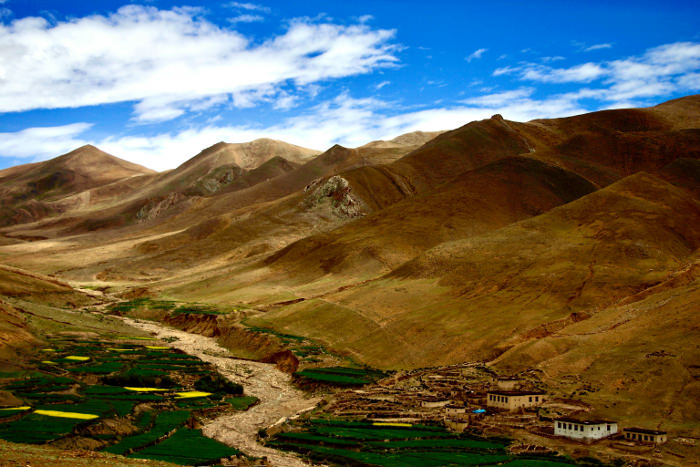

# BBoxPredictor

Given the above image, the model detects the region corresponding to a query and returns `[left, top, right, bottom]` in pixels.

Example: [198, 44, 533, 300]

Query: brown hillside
[249, 173, 700, 370]
[264, 156, 597, 283]
[0, 145, 155, 227]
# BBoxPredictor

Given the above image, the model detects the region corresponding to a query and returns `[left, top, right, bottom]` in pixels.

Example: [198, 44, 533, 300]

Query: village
[315, 362, 692, 466]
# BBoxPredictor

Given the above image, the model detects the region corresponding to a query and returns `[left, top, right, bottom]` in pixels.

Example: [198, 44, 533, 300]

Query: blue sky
[0, 1, 699, 171]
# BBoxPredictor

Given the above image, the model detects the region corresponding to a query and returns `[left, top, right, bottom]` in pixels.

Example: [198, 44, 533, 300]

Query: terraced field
[0, 337, 255, 465]
[294, 366, 386, 386]
[268, 419, 578, 467]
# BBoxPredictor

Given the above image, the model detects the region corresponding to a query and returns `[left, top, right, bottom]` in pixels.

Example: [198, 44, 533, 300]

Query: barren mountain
[0, 145, 155, 229]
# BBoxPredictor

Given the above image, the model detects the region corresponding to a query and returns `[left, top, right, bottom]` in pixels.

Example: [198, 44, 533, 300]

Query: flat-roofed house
[623, 428, 667, 444]
[486, 390, 545, 411]
[554, 418, 618, 441]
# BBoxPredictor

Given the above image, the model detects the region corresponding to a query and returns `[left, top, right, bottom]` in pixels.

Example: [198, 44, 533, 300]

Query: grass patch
[294, 367, 385, 386]
[173, 305, 226, 316]
[129, 427, 240, 465]
[295, 367, 386, 386]
[0, 413, 92, 444]
[103, 410, 191, 455]
[226, 396, 258, 411]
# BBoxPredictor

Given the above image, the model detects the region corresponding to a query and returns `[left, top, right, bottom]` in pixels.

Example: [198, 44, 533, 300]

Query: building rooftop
[556, 417, 616, 425]
[487, 390, 545, 396]
[624, 427, 667, 435]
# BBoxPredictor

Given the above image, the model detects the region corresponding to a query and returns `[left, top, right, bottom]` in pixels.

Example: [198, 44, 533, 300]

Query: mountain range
[0, 96, 699, 432]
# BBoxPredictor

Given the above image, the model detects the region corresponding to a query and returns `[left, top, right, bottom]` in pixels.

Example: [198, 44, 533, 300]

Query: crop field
[0, 336, 252, 465]
[129, 427, 240, 465]
[294, 366, 386, 386]
[268, 419, 577, 466]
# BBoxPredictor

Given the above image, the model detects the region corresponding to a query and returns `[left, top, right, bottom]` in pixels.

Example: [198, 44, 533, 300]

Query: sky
[0, 1, 699, 171]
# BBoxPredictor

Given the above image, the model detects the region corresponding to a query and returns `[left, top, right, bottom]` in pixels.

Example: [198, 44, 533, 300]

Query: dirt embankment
[119, 317, 319, 467]
[123, 308, 289, 364]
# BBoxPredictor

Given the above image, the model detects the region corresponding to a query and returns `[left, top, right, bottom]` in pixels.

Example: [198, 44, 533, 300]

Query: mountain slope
[0, 145, 155, 227]
[248, 173, 700, 369]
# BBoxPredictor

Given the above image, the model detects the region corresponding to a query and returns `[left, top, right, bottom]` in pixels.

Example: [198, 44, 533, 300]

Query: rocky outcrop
[302, 175, 366, 219]
[136, 192, 194, 222]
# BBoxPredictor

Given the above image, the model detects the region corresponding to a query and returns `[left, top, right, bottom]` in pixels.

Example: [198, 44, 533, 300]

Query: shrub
[194, 374, 242, 395]
[102, 369, 175, 388]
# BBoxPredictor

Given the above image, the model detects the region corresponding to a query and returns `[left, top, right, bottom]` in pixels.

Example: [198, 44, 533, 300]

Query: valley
[0, 96, 699, 465]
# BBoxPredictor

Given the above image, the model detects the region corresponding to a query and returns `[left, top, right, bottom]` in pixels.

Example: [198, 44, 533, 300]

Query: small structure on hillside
[623, 428, 667, 444]
[486, 390, 545, 411]
[496, 377, 520, 391]
[444, 403, 467, 417]
[554, 417, 618, 441]
[420, 397, 450, 409]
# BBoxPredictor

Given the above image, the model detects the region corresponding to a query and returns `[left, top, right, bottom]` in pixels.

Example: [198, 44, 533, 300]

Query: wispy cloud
[492, 41, 700, 104]
[541, 56, 565, 63]
[0, 123, 92, 162]
[466, 48, 487, 62]
[0, 6, 397, 123]
[228, 14, 264, 24]
[226, 2, 270, 13]
[521, 63, 606, 83]
[584, 43, 612, 52]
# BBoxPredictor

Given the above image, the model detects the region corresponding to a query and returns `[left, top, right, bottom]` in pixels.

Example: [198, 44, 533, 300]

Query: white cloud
[541, 56, 565, 63]
[226, 2, 270, 13]
[521, 62, 606, 83]
[466, 48, 487, 62]
[0, 123, 91, 162]
[228, 14, 264, 24]
[677, 72, 700, 90]
[493, 41, 700, 105]
[462, 88, 534, 107]
[584, 43, 612, 52]
[493, 66, 517, 76]
[0, 5, 397, 122]
[375, 80, 391, 90]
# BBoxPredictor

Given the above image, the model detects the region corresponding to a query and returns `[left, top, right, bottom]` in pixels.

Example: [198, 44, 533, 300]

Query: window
[529, 396, 532, 402]
[535, 396, 539, 402]
[557, 422, 561, 428]
[607, 425, 611, 431]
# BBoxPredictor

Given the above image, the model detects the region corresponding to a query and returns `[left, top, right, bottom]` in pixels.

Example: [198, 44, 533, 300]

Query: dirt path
[120, 317, 320, 467]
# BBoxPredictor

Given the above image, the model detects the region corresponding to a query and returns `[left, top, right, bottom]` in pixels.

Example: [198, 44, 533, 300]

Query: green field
[0, 337, 252, 465]
[128, 428, 240, 465]
[268, 419, 576, 467]
[294, 367, 386, 386]
[103, 410, 191, 455]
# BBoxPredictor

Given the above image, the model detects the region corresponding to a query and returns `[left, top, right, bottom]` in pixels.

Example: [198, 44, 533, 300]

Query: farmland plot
[0, 336, 254, 465]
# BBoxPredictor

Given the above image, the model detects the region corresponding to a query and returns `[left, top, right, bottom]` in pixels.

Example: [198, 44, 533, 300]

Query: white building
[554, 418, 618, 441]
